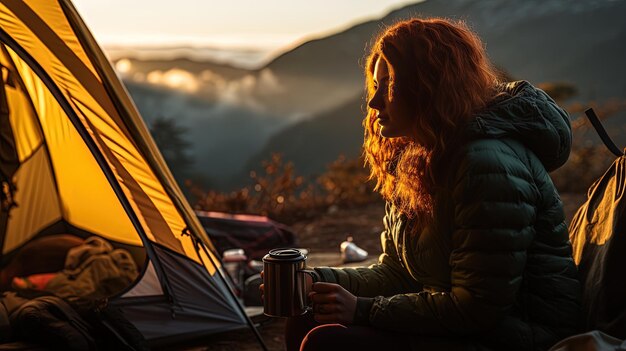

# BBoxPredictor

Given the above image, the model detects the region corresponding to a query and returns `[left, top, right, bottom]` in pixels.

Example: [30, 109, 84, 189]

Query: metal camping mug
[262, 248, 319, 317]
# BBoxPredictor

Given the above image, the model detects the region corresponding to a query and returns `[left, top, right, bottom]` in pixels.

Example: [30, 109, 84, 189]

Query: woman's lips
[377, 116, 389, 125]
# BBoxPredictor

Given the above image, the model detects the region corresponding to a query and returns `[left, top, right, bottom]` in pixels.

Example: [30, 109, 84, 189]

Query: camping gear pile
[196, 210, 296, 262]
[10, 236, 138, 301]
[0, 1, 266, 349]
[196, 210, 296, 304]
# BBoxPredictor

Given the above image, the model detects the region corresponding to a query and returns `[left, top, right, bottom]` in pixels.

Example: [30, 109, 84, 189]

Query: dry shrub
[188, 154, 380, 224]
[317, 155, 379, 207]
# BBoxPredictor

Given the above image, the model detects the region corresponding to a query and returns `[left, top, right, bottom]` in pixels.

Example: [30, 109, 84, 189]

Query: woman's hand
[309, 282, 357, 324]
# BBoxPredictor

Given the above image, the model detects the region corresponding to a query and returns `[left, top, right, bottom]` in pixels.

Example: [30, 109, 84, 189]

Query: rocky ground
[175, 193, 586, 351]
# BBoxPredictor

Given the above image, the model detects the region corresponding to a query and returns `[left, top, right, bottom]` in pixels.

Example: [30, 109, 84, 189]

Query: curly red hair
[363, 18, 499, 219]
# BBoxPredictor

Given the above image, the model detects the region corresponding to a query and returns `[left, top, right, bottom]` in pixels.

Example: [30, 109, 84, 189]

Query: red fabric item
[12, 272, 57, 290]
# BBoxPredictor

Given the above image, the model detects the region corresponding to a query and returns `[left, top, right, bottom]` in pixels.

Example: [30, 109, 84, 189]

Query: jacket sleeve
[363, 140, 540, 335]
[314, 203, 422, 298]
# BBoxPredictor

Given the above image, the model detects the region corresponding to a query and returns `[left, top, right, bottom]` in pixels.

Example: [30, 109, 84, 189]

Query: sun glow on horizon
[72, 0, 422, 50]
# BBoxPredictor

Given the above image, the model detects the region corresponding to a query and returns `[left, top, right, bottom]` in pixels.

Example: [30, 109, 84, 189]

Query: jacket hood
[465, 81, 572, 172]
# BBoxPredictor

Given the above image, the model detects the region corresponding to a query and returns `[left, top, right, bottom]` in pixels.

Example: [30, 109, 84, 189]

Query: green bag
[569, 108, 626, 339]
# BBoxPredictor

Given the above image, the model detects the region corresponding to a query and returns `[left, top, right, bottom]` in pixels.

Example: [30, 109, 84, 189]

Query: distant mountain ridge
[259, 0, 626, 102]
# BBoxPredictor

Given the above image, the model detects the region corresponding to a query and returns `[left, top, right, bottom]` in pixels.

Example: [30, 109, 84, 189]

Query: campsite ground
[181, 193, 586, 351]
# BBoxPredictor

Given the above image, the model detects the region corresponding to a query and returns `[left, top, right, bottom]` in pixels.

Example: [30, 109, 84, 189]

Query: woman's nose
[368, 92, 383, 111]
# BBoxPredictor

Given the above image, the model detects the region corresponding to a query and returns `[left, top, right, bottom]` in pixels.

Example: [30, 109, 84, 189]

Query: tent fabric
[0, 0, 205, 260]
[0, 0, 256, 345]
[122, 260, 164, 298]
[5, 46, 140, 249]
[5, 147, 61, 253]
[116, 246, 246, 342]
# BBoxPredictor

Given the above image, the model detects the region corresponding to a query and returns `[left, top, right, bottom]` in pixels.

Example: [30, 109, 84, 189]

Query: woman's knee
[284, 314, 319, 351]
[300, 324, 346, 351]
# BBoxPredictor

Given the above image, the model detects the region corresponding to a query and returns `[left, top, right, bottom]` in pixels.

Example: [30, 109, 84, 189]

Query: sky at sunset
[71, 0, 420, 50]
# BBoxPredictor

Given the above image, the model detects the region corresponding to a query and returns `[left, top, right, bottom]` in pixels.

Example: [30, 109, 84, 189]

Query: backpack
[569, 108, 626, 339]
[2, 292, 96, 351]
[0, 291, 149, 351]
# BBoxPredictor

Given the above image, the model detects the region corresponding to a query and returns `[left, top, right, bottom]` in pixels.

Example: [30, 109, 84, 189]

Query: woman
[277, 18, 581, 351]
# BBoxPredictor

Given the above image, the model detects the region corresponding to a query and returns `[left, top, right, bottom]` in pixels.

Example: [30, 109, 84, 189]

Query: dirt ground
[182, 193, 586, 351]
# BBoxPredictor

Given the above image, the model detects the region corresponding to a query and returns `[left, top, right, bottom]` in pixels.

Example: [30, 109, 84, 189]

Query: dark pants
[284, 312, 413, 351]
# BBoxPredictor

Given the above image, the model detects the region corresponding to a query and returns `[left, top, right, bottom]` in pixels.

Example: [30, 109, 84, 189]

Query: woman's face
[368, 56, 414, 139]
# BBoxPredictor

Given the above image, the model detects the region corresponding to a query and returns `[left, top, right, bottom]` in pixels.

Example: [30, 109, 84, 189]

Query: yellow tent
[0, 0, 264, 347]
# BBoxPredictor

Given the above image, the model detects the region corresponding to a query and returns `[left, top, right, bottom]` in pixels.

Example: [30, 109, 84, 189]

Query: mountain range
[117, 0, 626, 190]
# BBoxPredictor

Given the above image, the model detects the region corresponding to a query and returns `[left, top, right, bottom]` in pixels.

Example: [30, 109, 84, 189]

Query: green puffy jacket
[315, 81, 581, 351]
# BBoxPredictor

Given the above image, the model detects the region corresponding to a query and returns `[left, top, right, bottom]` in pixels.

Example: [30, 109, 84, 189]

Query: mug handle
[299, 269, 320, 314]
[300, 269, 319, 284]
